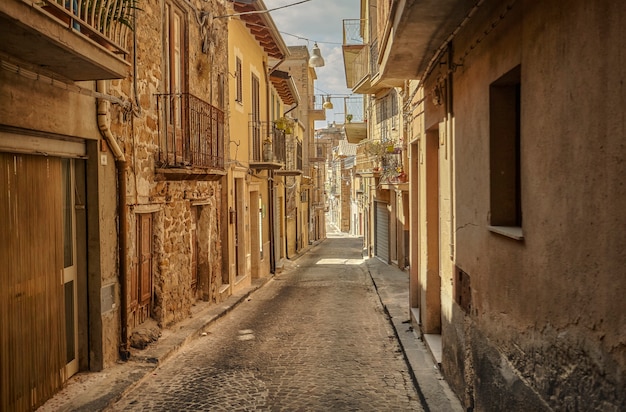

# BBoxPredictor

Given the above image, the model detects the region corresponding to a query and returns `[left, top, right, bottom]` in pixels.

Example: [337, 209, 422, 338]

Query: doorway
[422, 129, 441, 333]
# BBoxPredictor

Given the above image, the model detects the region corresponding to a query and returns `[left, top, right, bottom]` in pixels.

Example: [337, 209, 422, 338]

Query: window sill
[488, 225, 524, 240]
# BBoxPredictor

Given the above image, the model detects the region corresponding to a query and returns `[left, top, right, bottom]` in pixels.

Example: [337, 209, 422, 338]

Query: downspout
[96, 80, 130, 360]
[263, 51, 291, 273]
[283, 102, 298, 117]
[263, 60, 276, 273]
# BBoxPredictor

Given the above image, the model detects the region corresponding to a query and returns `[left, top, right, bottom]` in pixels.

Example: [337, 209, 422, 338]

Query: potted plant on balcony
[274, 117, 286, 130]
[345, 114, 353, 123]
[397, 167, 407, 183]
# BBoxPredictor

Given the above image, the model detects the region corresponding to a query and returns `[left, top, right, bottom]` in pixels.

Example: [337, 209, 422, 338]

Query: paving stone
[106, 237, 423, 411]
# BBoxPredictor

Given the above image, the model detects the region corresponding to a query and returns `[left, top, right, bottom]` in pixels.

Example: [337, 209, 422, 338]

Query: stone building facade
[107, 0, 229, 348]
[1, 0, 231, 409]
[345, 0, 626, 410]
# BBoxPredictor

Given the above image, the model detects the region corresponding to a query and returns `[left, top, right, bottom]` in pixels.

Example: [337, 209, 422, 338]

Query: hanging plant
[83, 0, 141, 32]
[274, 117, 286, 130]
[364, 141, 385, 157]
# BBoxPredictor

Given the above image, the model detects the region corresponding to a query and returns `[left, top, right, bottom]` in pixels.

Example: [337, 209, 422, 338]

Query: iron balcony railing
[342, 19, 365, 46]
[249, 119, 286, 163]
[37, 0, 133, 55]
[352, 45, 369, 87]
[369, 38, 380, 78]
[309, 141, 328, 162]
[352, 37, 380, 87]
[284, 138, 303, 171]
[156, 93, 225, 169]
[344, 96, 365, 123]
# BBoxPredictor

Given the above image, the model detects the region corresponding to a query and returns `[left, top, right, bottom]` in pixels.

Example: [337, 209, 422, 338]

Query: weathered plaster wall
[445, 0, 626, 409]
[0, 67, 121, 370]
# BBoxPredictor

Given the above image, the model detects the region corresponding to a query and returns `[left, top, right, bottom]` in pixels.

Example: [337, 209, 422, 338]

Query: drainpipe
[283, 103, 298, 117]
[263, 60, 276, 273]
[96, 80, 130, 360]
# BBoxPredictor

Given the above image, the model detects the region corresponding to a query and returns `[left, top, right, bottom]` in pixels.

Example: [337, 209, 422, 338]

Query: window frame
[488, 65, 523, 240]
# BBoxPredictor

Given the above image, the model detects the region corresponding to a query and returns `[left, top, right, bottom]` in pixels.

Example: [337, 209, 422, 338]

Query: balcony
[249, 120, 286, 170]
[155, 93, 226, 181]
[342, 19, 366, 90]
[309, 96, 326, 122]
[343, 96, 367, 144]
[355, 140, 378, 176]
[374, 0, 471, 86]
[309, 140, 329, 163]
[276, 139, 302, 177]
[0, 0, 131, 80]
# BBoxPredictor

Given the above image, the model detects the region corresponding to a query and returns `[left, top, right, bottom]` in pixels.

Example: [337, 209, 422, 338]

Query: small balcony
[309, 96, 326, 122]
[0, 0, 131, 80]
[155, 93, 226, 181]
[309, 140, 329, 163]
[343, 96, 367, 144]
[342, 19, 366, 90]
[249, 120, 286, 170]
[355, 140, 378, 176]
[276, 139, 302, 177]
[374, 0, 471, 87]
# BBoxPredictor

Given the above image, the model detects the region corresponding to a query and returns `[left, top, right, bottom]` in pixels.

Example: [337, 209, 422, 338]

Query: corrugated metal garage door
[1, 153, 66, 411]
[374, 201, 389, 263]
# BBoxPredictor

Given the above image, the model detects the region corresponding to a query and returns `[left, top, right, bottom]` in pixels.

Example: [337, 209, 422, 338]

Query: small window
[235, 57, 243, 104]
[489, 66, 522, 232]
[217, 73, 225, 110]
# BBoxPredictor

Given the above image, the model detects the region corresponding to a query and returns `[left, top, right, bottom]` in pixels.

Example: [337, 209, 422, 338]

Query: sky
[267, 0, 360, 129]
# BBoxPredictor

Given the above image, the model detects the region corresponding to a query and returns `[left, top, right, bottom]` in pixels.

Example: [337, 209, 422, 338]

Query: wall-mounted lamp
[308, 43, 325, 68]
[322, 95, 333, 110]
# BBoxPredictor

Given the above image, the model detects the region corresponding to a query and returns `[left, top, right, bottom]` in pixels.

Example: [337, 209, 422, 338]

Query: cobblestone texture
[106, 237, 423, 411]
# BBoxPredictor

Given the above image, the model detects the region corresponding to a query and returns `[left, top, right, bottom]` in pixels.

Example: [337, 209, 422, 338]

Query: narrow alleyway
[106, 232, 423, 411]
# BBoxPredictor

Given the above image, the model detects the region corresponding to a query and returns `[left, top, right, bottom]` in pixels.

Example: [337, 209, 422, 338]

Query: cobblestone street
[106, 235, 423, 411]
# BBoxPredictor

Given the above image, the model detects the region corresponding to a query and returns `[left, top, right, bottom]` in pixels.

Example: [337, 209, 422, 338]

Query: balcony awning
[270, 70, 298, 106]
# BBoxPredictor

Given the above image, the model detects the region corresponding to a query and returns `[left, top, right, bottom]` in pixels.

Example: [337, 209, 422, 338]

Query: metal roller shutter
[374, 201, 389, 263]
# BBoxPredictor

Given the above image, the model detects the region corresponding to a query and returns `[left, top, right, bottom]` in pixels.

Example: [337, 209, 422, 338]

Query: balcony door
[165, 1, 187, 163]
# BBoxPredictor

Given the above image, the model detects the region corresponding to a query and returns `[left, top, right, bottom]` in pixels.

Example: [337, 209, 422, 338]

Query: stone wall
[106, 0, 229, 332]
